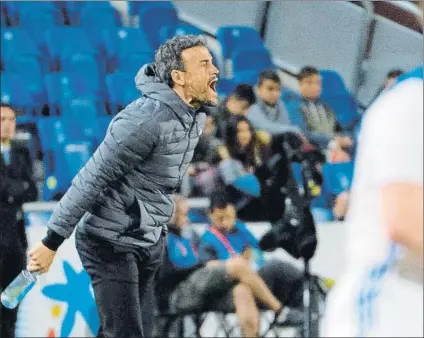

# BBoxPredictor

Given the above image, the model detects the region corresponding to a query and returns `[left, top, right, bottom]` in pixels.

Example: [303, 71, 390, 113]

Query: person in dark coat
[0, 102, 37, 338]
[27, 35, 220, 338]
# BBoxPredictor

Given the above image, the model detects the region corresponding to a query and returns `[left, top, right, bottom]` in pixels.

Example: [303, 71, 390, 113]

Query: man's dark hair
[154, 34, 207, 87]
[387, 69, 404, 79]
[258, 70, 281, 87]
[298, 66, 320, 81]
[230, 84, 256, 105]
[0, 102, 18, 115]
[209, 188, 232, 212]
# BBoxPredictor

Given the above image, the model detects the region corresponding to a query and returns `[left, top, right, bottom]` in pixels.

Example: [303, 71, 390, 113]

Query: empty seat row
[2, 71, 140, 120]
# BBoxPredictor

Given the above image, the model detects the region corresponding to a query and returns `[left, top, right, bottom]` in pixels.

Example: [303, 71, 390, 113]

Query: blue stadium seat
[321, 162, 354, 200]
[281, 88, 301, 103]
[231, 173, 261, 197]
[281, 88, 304, 127]
[102, 28, 153, 71]
[96, 115, 113, 144]
[1, 73, 36, 119]
[233, 69, 261, 86]
[104, 27, 153, 58]
[45, 27, 96, 70]
[60, 52, 100, 74]
[1, 28, 41, 64]
[3, 55, 43, 80]
[216, 78, 237, 98]
[43, 141, 93, 201]
[4, 1, 56, 25]
[60, 53, 105, 92]
[320, 70, 348, 95]
[117, 52, 154, 75]
[45, 73, 102, 114]
[36, 117, 67, 154]
[216, 26, 263, 60]
[232, 47, 274, 74]
[1, 10, 8, 27]
[105, 72, 140, 113]
[61, 98, 101, 146]
[323, 94, 361, 131]
[80, 4, 121, 53]
[320, 69, 361, 130]
[19, 7, 64, 54]
[139, 6, 179, 49]
[129, 1, 174, 17]
[159, 24, 203, 45]
[57, 1, 85, 25]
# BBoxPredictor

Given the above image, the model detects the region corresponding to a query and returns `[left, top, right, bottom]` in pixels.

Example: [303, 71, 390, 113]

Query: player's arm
[367, 82, 423, 257]
[382, 183, 423, 256]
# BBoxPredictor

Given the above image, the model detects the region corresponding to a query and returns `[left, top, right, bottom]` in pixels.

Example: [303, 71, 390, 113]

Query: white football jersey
[322, 65, 423, 337]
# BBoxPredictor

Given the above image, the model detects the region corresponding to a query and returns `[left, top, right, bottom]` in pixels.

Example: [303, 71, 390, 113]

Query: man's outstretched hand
[27, 242, 56, 274]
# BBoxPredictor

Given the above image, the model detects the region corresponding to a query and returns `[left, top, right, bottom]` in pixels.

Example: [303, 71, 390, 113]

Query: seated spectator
[214, 84, 256, 139]
[384, 69, 405, 89]
[155, 195, 302, 337]
[221, 115, 271, 173]
[198, 190, 315, 304]
[370, 68, 405, 104]
[247, 70, 305, 138]
[217, 115, 272, 221]
[297, 66, 353, 159]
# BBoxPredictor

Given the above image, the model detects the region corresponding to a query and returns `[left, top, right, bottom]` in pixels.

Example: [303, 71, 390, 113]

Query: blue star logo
[42, 261, 99, 337]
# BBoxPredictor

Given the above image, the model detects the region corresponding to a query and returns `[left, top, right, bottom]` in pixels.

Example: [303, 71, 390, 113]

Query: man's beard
[186, 84, 217, 108]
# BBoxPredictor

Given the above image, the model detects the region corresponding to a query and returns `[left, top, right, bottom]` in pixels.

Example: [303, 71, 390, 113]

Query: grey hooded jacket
[47, 64, 206, 248]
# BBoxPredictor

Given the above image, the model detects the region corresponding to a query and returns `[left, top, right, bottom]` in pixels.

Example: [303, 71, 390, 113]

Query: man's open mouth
[209, 78, 218, 93]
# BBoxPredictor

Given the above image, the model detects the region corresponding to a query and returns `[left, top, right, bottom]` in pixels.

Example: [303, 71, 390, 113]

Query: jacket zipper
[177, 120, 196, 187]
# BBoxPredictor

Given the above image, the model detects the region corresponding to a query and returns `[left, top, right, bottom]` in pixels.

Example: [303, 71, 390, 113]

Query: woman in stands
[217, 115, 272, 221]
[222, 115, 271, 173]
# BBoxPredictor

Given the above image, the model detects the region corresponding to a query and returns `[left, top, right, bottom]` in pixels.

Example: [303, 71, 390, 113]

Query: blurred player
[322, 62, 423, 337]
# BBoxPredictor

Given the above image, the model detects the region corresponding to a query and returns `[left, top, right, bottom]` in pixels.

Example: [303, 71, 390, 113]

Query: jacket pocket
[124, 198, 157, 237]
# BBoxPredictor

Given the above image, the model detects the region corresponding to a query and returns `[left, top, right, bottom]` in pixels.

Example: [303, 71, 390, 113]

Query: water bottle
[1, 270, 40, 309]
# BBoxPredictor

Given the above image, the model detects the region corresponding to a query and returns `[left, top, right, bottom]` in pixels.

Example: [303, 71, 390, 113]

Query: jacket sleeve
[47, 114, 158, 239]
[247, 105, 303, 136]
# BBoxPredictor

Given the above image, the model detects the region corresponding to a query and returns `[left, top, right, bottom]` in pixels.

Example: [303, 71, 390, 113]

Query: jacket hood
[135, 64, 195, 122]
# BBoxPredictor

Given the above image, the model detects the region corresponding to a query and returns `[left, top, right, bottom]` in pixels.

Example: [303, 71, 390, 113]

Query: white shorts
[322, 273, 423, 337]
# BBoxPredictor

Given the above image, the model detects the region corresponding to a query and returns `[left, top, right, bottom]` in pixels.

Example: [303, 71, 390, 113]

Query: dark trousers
[0, 245, 26, 338]
[75, 230, 164, 338]
[259, 260, 304, 308]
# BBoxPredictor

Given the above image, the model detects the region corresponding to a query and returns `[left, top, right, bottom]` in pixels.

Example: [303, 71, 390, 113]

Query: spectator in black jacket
[0, 102, 37, 338]
[155, 195, 298, 337]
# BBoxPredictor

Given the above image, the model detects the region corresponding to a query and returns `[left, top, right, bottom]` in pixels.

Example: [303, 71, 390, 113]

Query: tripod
[300, 258, 327, 338]
[285, 154, 328, 338]
[259, 140, 328, 337]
